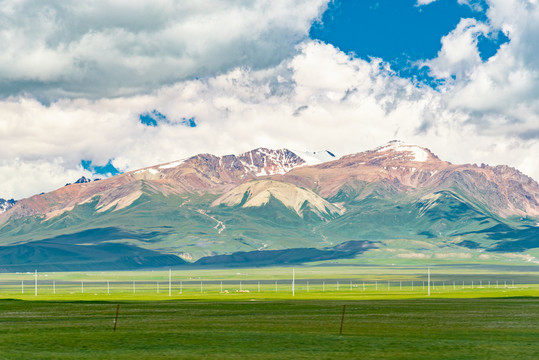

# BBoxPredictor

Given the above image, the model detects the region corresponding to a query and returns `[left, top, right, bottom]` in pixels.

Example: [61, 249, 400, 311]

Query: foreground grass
[0, 298, 538, 359]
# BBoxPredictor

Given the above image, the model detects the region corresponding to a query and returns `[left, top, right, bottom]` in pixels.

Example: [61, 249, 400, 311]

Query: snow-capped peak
[237, 148, 303, 176]
[235, 148, 338, 176]
[0, 198, 16, 213]
[74, 176, 92, 184]
[375, 140, 429, 162]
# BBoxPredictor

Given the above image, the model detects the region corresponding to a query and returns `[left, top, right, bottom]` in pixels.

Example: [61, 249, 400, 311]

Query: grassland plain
[0, 265, 538, 359]
[0, 298, 538, 360]
[1, 264, 538, 300]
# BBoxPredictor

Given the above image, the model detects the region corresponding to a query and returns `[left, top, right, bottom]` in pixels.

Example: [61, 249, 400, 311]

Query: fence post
[339, 305, 346, 335]
[113, 304, 120, 332]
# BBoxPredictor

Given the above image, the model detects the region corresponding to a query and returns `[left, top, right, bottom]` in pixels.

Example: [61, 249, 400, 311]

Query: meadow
[0, 265, 538, 359]
[1, 264, 538, 299]
[0, 298, 538, 359]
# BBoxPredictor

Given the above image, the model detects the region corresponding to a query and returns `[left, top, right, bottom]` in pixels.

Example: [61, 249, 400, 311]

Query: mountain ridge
[1, 141, 538, 270]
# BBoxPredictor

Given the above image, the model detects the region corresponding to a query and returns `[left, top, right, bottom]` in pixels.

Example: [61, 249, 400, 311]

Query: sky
[1, 0, 539, 200]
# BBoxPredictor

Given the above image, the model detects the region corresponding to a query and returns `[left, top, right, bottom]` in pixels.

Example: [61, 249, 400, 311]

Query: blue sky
[312, 0, 483, 61]
[311, 0, 507, 81]
[0, 0, 538, 199]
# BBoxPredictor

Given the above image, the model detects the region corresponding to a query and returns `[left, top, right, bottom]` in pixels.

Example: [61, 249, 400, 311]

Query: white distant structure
[428, 268, 430, 297]
[292, 268, 295, 297]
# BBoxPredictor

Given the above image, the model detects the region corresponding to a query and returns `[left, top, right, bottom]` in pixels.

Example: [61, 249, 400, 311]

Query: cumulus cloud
[423, 18, 490, 80]
[0, 41, 428, 198]
[2, 38, 539, 199]
[0, 0, 328, 101]
[0, 158, 93, 201]
[426, 0, 539, 141]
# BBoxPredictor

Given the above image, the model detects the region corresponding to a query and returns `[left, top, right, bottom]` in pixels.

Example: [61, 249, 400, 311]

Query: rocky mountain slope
[277, 141, 539, 218]
[212, 179, 344, 219]
[1, 148, 333, 224]
[0, 141, 538, 270]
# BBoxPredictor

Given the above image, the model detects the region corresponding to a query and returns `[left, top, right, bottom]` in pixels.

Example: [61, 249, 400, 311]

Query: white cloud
[423, 18, 490, 80]
[417, 0, 485, 11]
[2, 39, 539, 200]
[416, 0, 439, 5]
[0, 0, 328, 100]
[0, 158, 93, 201]
[457, 0, 486, 11]
[429, 0, 539, 141]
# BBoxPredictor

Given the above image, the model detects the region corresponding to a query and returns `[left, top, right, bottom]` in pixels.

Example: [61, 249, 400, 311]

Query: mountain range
[1, 141, 538, 271]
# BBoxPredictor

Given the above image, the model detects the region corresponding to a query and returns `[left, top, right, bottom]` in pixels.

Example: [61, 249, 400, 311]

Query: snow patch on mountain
[135, 168, 159, 175]
[64, 176, 99, 187]
[237, 148, 305, 176]
[74, 176, 92, 184]
[159, 159, 186, 169]
[293, 150, 337, 165]
[375, 140, 429, 162]
[132, 167, 161, 181]
[0, 198, 16, 213]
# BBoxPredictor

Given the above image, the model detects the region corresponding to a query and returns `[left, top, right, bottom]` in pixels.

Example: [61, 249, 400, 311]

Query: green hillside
[1, 179, 538, 270]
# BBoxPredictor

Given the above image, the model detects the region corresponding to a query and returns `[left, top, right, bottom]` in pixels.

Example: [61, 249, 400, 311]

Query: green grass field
[0, 298, 538, 359]
[0, 265, 537, 359]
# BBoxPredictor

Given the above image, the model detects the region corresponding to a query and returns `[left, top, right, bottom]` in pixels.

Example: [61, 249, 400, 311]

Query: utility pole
[428, 267, 430, 297]
[292, 268, 295, 297]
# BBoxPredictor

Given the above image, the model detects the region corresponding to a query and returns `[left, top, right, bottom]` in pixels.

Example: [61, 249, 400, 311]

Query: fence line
[0, 277, 526, 296]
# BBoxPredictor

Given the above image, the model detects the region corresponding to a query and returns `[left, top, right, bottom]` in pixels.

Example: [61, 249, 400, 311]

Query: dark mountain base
[0, 227, 186, 271]
[194, 240, 377, 267]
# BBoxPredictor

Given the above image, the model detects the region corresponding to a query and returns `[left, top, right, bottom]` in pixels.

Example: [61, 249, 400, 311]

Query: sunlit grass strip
[1, 281, 538, 301]
[1, 265, 537, 301]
